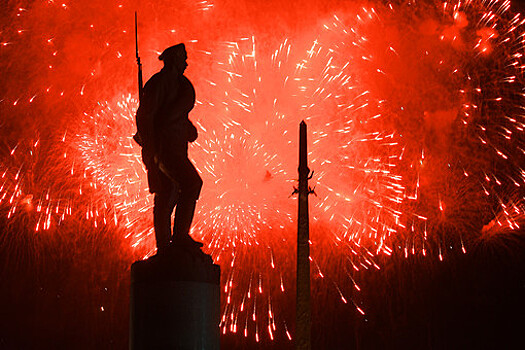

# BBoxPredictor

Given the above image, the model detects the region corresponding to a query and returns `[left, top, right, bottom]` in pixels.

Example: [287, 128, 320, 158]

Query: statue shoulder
[144, 71, 169, 92]
[181, 75, 192, 85]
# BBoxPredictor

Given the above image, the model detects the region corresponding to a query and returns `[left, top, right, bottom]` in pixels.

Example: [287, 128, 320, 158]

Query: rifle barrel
[135, 11, 144, 99]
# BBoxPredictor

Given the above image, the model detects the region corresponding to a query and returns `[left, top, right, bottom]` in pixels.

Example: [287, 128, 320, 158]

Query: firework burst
[2, 0, 525, 344]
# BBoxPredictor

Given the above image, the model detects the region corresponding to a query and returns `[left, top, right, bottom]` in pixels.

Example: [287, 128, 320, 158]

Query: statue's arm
[136, 74, 164, 152]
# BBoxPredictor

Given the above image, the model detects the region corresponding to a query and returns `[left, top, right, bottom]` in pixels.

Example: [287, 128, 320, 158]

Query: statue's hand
[187, 119, 198, 142]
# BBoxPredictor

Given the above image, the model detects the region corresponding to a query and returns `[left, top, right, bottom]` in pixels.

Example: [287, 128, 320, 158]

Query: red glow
[1, 0, 525, 343]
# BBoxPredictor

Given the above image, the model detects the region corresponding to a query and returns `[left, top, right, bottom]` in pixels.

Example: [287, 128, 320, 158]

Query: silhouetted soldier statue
[134, 43, 203, 253]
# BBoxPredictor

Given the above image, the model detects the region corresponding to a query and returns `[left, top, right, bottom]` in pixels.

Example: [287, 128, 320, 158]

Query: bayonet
[135, 11, 144, 100]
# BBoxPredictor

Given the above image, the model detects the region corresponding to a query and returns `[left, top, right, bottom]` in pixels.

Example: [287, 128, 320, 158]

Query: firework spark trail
[2, 0, 525, 343]
[0, 0, 214, 234]
[481, 190, 525, 239]
[77, 32, 406, 336]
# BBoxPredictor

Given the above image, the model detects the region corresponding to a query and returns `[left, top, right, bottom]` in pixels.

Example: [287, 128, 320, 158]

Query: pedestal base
[130, 246, 220, 350]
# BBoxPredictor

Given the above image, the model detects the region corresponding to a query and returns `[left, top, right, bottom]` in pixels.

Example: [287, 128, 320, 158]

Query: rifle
[135, 11, 144, 100]
[133, 11, 144, 146]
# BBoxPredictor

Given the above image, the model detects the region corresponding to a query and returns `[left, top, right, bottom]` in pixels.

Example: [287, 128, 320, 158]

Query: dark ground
[1, 218, 524, 349]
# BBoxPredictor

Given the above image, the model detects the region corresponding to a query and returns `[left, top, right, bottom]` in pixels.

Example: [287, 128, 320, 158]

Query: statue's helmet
[159, 43, 186, 65]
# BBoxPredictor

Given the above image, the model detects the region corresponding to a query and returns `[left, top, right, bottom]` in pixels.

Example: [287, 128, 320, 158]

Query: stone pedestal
[130, 246, 220, 350]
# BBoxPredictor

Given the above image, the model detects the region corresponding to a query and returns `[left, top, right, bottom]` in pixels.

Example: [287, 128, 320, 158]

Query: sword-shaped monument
[295, 121, 313, 350]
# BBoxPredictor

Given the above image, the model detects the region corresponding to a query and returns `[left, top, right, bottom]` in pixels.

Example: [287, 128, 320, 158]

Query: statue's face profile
[168, 50, 187, 76]
[160, 44, 188, 76]
[177, 51, 188, 74]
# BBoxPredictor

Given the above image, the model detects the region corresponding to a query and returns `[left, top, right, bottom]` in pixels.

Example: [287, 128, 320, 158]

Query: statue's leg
[174, 198, 197, 238]
[153, 173, 178, 252]
[172, 158, 202, 242]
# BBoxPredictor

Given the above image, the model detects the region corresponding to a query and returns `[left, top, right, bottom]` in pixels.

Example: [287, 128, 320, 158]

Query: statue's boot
[172, 234, 204, 248]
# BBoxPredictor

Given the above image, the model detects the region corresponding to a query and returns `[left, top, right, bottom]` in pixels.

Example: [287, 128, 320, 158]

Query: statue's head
[159, 43, 187, 75]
